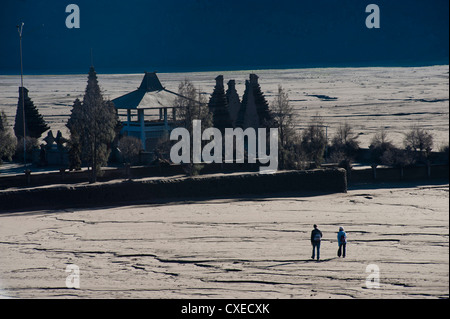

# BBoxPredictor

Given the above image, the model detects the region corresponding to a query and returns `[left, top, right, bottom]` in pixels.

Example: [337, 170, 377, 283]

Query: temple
[112, 72, 271, 154]
[112, 72, 182, 151]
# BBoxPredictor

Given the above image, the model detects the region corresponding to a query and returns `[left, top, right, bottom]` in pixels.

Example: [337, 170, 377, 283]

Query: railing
[123, 121, 172, 131]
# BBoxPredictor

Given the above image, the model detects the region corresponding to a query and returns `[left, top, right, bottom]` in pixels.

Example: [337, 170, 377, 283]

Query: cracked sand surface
[0, 182, 448, 299]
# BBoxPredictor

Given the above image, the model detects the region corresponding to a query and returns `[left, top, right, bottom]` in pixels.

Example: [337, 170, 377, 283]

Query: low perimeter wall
[349, 164, 449, 183]
[0, 163, 256, 189]
[0, 168, 347, 212]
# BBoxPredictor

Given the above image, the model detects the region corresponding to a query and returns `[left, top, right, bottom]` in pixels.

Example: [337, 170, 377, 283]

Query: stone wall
[0, 168, 347, 212]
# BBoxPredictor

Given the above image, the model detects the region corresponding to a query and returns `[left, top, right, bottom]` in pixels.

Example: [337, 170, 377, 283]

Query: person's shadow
[305, 257, 338, 263]
[266, 257, 339, 268]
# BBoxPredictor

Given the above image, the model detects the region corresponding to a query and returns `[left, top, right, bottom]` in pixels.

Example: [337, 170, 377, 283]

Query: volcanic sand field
[0, 66, 448, 298]
[0, 182, 448, 299]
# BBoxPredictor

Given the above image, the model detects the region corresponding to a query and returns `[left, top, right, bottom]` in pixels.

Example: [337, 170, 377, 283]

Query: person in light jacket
[337, 226, 347, 258]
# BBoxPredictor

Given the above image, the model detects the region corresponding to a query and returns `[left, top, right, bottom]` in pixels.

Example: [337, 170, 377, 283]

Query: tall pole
[17, 22, 26, 165]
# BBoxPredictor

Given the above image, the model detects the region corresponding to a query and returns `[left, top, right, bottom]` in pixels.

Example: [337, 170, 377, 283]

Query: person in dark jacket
[310, 224, 323, 261]
[337, 226, 347, 258]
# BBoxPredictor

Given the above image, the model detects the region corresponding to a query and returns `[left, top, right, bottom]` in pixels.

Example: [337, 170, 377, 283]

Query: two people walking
[310, 224, 347, 261]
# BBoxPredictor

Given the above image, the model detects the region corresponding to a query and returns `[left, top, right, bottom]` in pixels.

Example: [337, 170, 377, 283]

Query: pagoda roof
[112, 72, 184, 110]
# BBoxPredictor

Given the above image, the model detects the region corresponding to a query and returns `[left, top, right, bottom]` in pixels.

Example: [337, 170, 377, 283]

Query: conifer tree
[236, 80, 259, 130]
[67, 67, 119, 182]
[14, 87, 49, 139]
[208, 75, 232, 134]
[249, 74, 274, 128]
[236, 74, 274, 130]
[225, 80, 241, 128]
[66, 98, 83, 170]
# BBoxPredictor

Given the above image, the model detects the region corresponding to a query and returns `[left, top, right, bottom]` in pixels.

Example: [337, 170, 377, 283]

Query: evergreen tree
[14, 87, 49, 139]
[249, 74, 274, 127]
[67, 67, 119, 182]
[225, 80, 241, 128]
[208, 75, 232, 134]
[236, 80, 259, 130]
[66, 98, 83, 170]
[236, 74, 274, 130]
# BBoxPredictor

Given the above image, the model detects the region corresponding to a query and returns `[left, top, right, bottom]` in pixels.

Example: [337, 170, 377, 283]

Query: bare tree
[175, 79, 212, 133]
[271, 85, 295, 148]
[271, 85, 298, 169]
[369, 128, 395, 166]
[300, 116, 328, 168]
[404, 125, 433, 160]
[174, 79, 212, 175]
[329, 122, 360, 164]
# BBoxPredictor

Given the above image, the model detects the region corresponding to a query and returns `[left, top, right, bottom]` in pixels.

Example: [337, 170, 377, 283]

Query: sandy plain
[0, 66, 448, 299]
[0, 181, 448, 299]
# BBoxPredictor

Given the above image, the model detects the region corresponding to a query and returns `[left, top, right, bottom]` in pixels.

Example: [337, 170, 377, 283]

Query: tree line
[272, 85, 445, 171]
